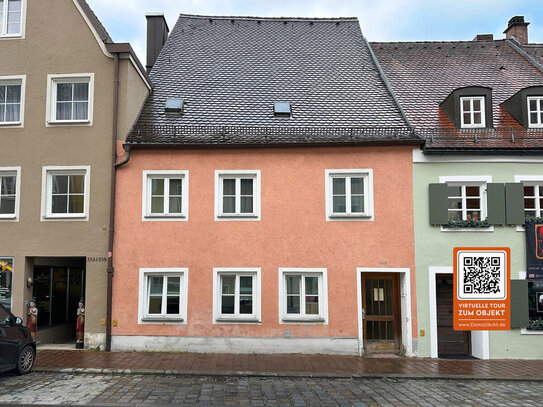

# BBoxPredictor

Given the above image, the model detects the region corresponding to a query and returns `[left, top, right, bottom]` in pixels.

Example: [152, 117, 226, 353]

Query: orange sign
[453, 247, 510, 331]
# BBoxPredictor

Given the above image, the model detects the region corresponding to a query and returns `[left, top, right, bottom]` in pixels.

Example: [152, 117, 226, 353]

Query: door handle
[361, 308, 366, 319]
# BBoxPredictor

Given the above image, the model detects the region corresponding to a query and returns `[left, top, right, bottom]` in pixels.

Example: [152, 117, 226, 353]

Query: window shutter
[429, 183, 448, 225]
[505, 183, 525, 225]
[486, 183, 505, 225]
[510, 280, 529, 329]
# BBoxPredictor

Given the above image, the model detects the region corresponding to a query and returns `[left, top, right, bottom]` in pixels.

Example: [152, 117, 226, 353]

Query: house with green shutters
[373, 16, 543, 359]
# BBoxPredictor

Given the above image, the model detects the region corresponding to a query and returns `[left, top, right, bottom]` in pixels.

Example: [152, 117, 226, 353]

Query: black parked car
[0, 304, 36, 375]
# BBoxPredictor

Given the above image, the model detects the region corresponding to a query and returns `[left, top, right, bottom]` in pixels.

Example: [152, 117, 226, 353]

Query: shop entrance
[361, 273, 401, 353]
[436, 274, 470, 357]
[32, 258, 85, 344]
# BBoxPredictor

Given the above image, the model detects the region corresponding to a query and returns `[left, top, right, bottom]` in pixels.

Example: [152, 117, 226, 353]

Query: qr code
[457, 251, 506, 300]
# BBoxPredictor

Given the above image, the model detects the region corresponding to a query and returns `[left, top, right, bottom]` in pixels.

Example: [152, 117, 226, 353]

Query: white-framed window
[0, 75, 25, 126]
[0, 167, 20, 221]
[439, 176, 492, 231]
[527, 97, 543, 128]
[460, 96, 485, 128]
[278, 268, 328, 323]
[325, 169, 373, 221]
[514, 176, 543, 219]
[0, 0, 25, 38]
[138, 268, 188, 323]
[46, 73, 94, 125]
[214, 170, 261, 221]
[213, 268, 261, 323]
[41, 166, 90, 220]
[142, 171, 188, 221]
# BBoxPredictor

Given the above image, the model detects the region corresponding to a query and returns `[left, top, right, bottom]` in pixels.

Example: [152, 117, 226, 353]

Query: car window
[0, 306, 10, 326]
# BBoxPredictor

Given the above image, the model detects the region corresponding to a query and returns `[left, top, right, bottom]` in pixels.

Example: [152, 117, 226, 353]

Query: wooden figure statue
[76, 299, 85, 349]
[27, 299, 38, 341]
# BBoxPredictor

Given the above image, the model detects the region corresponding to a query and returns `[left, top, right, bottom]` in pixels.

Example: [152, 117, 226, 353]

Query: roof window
[274, 102, 291, 117]
[165, 98, 184, 112]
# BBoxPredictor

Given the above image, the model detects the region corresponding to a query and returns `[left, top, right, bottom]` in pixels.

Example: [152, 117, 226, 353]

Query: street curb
[32, 367, 543, 381]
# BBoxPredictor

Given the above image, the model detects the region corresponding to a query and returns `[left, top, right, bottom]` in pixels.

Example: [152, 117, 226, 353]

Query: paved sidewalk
[34, 350, 543, 380]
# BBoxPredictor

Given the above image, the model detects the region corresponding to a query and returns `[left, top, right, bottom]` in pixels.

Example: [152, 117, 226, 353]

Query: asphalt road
[0, 371, 541, 406]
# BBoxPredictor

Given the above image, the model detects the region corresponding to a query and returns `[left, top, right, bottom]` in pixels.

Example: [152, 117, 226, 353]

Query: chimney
[504, 15, 529, 44]
[146, 13, 169, 72]
[473, 34, 494, 42]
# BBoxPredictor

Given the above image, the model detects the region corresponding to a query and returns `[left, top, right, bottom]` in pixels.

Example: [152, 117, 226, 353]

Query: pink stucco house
[111, 14, 422, 355]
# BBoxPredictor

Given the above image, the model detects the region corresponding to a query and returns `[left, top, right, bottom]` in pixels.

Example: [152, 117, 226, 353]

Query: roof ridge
[177, 13, 358, 22]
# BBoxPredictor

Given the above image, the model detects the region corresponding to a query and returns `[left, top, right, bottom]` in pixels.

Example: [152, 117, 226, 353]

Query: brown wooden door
[436, 274, 470, 357]
[361, 273, 401, 353]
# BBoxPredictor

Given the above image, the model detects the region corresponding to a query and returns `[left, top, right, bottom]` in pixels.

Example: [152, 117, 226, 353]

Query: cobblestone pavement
[1, 372, 542, 406]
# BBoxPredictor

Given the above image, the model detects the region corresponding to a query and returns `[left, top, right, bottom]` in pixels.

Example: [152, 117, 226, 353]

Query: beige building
[0, 0, 149, 348]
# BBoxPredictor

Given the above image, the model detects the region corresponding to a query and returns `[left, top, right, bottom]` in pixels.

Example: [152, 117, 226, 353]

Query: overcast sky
[86, 0, 543, 63]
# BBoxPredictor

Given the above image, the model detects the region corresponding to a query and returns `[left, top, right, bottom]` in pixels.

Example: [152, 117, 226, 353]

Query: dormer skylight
[274, 102, 291, 117]
[165, 98, 184, 112]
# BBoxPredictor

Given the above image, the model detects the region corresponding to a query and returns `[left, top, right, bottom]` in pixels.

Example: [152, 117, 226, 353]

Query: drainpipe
[105, 53, 120, 352]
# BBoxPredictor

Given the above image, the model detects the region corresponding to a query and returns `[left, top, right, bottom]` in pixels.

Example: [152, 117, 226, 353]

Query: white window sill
[0, 121, 21, 126]
[43, 214, 87, 221]
[0, 34, 22, 39]
[329, 213, 371, 218]
[0, 214, 17, 219]
[440, 226, 494, 233]
[460, 125, 486, 129]
[216, 214, 260, 221]
[140, 317, 184, 323]
[144, 214, 185, 219]
[47, 120, 90, 126]
[520, 328, 543, 335]
[215, 317, 260, 323]
[281, 317, 326, 323]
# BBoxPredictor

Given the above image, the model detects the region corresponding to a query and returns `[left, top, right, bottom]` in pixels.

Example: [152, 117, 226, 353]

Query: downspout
[106, 53, 120, 352]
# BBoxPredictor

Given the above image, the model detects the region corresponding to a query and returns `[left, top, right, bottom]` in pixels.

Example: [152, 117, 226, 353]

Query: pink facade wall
[112, 145, 417, 340]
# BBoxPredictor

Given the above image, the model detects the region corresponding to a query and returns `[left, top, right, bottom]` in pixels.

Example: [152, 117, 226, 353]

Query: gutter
[105, 53, 121, 352]
[124, 139, 424, 150]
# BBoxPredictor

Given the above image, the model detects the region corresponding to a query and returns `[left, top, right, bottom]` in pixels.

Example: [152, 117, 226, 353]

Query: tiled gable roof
[372, 40, 543, 151]
[128, 15, 418, 146]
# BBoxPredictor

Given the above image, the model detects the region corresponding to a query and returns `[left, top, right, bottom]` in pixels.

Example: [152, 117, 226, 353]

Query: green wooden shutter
[429, 183, 448, 225]
[510, 280, 529, 329]
[486, 183, 505, 225]
[505, 183, 525, 225]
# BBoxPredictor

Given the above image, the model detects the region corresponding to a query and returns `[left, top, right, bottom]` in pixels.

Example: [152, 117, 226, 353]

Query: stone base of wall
[84, 332, 106, 350]
[112, 335, 359, 355]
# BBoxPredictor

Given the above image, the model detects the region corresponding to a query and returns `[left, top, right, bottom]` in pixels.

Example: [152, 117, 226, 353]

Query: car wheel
[15, 346, 35, 375]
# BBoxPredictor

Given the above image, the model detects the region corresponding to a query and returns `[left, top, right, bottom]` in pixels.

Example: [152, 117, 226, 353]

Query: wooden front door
[436, 274, 470, 357]
[361, 273, 401, 353]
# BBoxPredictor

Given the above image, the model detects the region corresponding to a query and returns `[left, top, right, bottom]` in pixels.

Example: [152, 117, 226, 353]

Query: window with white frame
[42, 167, 89, 219]
[213, 268, 261, 322]
[460, 96, 485, 128]
[215, 171, 260, 220]
[143, 171, 188, 220]
[47, 74, 94, 124]
[527, 97, 543, 128]
[0, 169, 18, 219]
[279, 268, 328, 322]
[325, 169, 373, 220]
[0, 0, 23, 37]
[0, 78, 23, 124]
[522, 182, 543, 218]
[446, 183, 486, 222]
[439, 176, 492, 224]
[139, 268, 187, 322]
